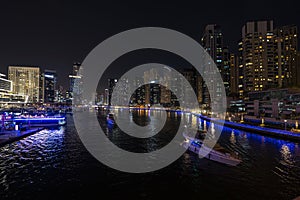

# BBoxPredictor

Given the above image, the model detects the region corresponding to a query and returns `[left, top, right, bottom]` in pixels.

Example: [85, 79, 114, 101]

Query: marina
[0, 110, 300, 200]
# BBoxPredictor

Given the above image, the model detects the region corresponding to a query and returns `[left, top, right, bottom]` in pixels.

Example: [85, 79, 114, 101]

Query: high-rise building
[241, 21, 299, 94]
[108, 78, 118, 106]
[42, 70, 57, 103]
[0, 73, 27, 104]
[297, 52, 300, 87]
[223, 47, 231, 95]
[8, 66, 40, 103]
[229, 53, 239, 98]
[160, 85, 171, 105]
[129, 77, 146, 106]
[201, 24, 229, 103]
[143, 69, 156, 105]
[274, 25, 298, 88]
[241, 20, 276, 93]
[201, 24, 224, 65]
[237, 40, 244, 99]
[68, 63, 83, 104]
[55, 85, 64, 103]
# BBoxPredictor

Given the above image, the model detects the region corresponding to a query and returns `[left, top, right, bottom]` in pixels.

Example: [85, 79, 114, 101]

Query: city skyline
[1, 2, 300, 200]
[0, 19, 299, 106]
[0, 0, 299, 89]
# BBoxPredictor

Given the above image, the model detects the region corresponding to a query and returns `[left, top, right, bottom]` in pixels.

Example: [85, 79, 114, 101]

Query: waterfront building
[298, 52, 300, 87]
[129, 77, 146, 106]
[237, 40, 244, 99]
[201, 24, 224, 104]
[241, 21, 299, 95]
[245, 88, 300, 119]
[223, 47, 231, 95]
[0, 73, 27, 104]
[41, 70, 57, 103]
[241, 20, 276, 93]
[54, 85, 64, 103]
[274, 25, 298, 88]
[8, 66, 40, 103]
[69, 63, 83, 104]
[108, 78, 118, 106]
[229, 53, 239, 98]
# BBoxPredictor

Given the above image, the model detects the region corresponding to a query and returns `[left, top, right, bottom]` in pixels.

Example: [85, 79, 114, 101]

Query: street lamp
[240, 113, 244, 123]
[261, 118, 265, 126]
[284, 119, 287, 131]
[296, 120, 298, 129]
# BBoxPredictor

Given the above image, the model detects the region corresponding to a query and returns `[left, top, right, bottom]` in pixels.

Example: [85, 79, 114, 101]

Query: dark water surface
[0, 110, 300, 200]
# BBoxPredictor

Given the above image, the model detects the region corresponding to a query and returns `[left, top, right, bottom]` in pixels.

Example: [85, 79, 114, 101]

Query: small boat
[182, 131, 241, 166]
[106, 113, 115, 126]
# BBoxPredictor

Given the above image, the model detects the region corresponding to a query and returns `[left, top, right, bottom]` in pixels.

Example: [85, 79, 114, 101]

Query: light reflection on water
[0, 111, 299, 199]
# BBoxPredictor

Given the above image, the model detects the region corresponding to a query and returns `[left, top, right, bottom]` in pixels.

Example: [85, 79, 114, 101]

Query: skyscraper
[201, 24, 229, 103]
[143, 69, 159, 105]
[237, 40, 244, 99]
[201, 24, 224, 66]
[108, 78, 118, 106]
[241, 20, 276, 93]
[241, 21, 299, 94]
[68, 63, 83, 104]
[229, 53, 239, 98]
[297, 52, 300, 87]
[0, 73, 27, 104]
[8, 66, 40, 103]
[222, 47, 231, 95]
[42, 70, 57, 103]
[274, 25, 298, 88]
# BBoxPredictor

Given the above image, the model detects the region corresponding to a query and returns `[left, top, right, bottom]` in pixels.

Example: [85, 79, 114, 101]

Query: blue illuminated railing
[13, 117, 66, 125]
[196, 114, 300, 141]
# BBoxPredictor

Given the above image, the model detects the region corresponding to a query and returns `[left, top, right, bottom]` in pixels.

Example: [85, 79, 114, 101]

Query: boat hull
[182, 137, 241, 166]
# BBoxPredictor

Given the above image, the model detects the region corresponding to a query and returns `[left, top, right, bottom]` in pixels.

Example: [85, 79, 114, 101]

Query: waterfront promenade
[196, 114, 300, 142]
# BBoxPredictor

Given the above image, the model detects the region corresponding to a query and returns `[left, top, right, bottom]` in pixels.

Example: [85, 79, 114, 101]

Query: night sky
[0, 0, 299, 90]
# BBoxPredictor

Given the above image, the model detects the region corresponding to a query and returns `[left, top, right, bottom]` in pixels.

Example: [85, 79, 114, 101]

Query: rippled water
[0, 110, 300, 200]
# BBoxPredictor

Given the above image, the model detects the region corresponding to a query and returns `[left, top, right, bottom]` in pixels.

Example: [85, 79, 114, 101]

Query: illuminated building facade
[201, 24, 228, 103]
[229, 53, 239, 97]
[274, 25, 298, 88]
[108, 78, 118, 106]
[68, 63, 83, 104]
[241, 21, 299, 96]
[242, 20, 276, 93]
[42, 70, 57, 103]
[0, 73, 27, 104]
[8, 66, 40, 103]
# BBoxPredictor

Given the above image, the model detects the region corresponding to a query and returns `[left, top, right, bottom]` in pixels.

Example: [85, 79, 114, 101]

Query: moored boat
[182, 131, 241, 166]
[106, 113, 115, 126]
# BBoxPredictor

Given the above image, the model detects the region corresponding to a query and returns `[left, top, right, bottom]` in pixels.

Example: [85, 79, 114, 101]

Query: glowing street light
[284, 119, 287, 130]
[261, 118, 265, 126]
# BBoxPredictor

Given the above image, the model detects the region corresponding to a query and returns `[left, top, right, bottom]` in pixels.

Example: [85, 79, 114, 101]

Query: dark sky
[0, 0, 299, 90]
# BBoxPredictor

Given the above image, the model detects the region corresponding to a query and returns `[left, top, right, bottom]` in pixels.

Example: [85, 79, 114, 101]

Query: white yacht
[182, 132, 241, 166]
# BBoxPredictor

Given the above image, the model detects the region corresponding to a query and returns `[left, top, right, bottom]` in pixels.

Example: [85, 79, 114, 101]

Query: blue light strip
[14, 117, 65, 121]
[196, 114, 300, 141]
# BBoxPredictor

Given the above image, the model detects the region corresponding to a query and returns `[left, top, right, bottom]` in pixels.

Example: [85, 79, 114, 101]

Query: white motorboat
[182, 132, 241, 166]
